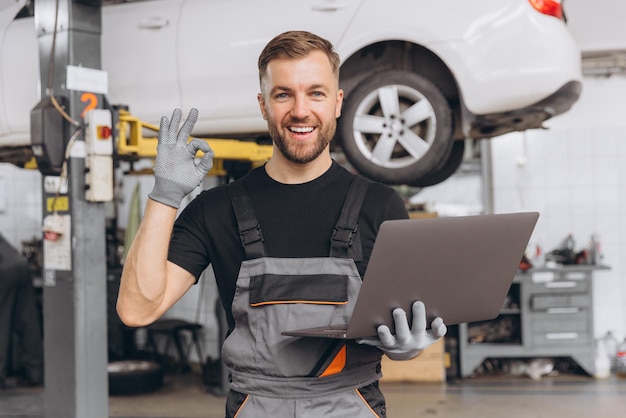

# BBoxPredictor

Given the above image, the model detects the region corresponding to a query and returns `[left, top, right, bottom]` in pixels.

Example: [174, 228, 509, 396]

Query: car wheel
[411, 140, 466, 188]
[339, 70, 454, 185]
[108, 360, 164, 395]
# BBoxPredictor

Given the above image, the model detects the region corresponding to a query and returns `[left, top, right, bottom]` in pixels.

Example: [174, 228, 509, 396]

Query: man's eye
[275, 93, 289, 100]
[311, 91, 325, 98]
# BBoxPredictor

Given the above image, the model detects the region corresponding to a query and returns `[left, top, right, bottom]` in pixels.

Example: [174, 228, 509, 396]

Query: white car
[0, 0, 582, 186]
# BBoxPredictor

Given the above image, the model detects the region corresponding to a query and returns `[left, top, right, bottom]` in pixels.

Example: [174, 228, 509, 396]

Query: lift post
[34, 1, 109, 417]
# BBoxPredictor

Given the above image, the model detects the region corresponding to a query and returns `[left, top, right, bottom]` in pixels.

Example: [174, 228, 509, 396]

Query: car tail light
[528, 0, 563, 19]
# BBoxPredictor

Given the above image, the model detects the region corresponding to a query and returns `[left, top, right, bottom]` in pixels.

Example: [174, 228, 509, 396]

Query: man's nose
[290, 94, 310, 119]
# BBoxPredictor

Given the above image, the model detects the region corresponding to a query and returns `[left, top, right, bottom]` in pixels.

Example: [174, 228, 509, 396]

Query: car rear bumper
[431, 3, 582, 116]
[467, 80, 582, 138]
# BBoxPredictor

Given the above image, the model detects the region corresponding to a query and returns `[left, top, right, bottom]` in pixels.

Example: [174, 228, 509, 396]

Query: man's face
[258, 51, 343, 164]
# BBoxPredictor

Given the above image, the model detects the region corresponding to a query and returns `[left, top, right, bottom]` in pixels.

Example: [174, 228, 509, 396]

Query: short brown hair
[258, 31, 340, 84]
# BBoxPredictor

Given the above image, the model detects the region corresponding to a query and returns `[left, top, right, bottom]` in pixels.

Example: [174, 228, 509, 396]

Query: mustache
[285, 117, 317, 126]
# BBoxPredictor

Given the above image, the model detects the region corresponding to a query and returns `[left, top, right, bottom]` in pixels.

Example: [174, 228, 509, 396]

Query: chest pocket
[250, 273, 348, 306]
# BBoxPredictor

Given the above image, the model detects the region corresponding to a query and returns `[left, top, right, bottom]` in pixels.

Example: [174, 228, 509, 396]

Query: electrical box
[31, 96, 70, 176]
[84, 109, 114, 202]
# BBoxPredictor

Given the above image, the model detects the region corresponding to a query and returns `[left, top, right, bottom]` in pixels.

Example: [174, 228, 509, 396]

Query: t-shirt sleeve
[383, 188, 410, 221]
[168, 194, 212, 280]
[365, 182, 409, 223]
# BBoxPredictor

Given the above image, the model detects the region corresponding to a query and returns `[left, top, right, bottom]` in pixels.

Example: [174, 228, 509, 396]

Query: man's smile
[288, 126, 315, 134]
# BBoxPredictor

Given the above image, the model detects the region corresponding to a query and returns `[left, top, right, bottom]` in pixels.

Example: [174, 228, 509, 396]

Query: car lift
[29, 109, 271, 416]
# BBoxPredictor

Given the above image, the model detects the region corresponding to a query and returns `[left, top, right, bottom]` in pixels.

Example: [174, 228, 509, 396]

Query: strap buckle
[330, 224, 358, 246]
[239, 225, 264, 246]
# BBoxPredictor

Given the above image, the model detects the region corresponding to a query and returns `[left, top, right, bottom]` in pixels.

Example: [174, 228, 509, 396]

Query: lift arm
[115, 109, 272, 177]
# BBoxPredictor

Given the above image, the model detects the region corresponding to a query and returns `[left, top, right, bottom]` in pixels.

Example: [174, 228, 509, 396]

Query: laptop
[281, 212, 539, 339]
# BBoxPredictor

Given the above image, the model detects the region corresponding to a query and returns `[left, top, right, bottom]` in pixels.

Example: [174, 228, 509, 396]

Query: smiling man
[258, 44, 342, 171]
[117, 31, 446, 418]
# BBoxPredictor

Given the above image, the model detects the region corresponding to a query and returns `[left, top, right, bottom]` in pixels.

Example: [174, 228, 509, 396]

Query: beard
[268, 117, 336, 164]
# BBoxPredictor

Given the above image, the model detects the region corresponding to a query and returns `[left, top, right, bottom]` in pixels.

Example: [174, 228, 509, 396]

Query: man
[0, 234, 43, 389]
[118, 30, 446, 417]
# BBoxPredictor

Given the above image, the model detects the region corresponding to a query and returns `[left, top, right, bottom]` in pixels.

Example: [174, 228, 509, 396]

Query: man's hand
[148, 108, 214, 208]
[356, 301, 447, 360]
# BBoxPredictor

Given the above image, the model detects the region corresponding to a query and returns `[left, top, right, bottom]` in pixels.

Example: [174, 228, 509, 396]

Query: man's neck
[265, 152, 333, 184]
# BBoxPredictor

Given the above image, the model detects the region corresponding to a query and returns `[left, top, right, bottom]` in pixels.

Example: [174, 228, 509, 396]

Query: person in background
[117, 30, 446, 417]
[0, 234, 43, 389]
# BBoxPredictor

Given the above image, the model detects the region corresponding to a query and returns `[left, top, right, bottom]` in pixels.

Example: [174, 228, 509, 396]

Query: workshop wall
[0, 163, 41, 249]
[490, 75, 626, 342]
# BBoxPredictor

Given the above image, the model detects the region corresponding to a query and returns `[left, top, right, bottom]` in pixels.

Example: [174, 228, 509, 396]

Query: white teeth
[289, 126, 314, 133]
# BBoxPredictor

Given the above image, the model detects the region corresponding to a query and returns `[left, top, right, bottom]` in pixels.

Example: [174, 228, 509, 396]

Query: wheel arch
[338, 40, 464, 140]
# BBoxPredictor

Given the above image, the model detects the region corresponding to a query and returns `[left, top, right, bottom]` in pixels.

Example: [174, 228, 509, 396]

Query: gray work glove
[148, 108, 214, 208]
[356, 301, 447, 361]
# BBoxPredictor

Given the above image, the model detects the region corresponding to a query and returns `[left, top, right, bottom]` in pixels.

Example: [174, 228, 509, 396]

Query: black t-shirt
[168, 161, 408, 328]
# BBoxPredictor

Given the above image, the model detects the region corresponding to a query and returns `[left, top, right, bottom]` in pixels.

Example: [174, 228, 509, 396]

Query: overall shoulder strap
[227, 180, 267, 260]
[330, 175, 369, 259]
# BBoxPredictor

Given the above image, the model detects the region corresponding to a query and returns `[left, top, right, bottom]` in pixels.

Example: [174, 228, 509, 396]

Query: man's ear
[335, 89, 344, 118]
[257, 93, 268, 120]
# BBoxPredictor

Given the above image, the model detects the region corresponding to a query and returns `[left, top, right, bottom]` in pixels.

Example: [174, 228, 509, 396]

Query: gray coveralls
[222, 177, 386, 417]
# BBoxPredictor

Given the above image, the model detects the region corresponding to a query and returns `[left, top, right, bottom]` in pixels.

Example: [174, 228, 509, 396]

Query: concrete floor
[1, 372, 625, 418]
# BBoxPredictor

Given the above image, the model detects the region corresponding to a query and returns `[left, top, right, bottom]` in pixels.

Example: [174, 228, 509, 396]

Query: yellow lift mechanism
[24, 109, 274, 175]
[116, 109, 273, 176]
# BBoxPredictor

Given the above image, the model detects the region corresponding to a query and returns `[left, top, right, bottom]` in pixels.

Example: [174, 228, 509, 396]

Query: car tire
[338, 70, 454, 186]
[108, 360, 164, 396]
[411, 140, 466, 188]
